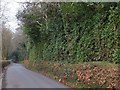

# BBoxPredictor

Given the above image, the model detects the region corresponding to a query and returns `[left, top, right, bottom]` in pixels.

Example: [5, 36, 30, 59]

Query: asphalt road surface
[3, 63, 70, 88]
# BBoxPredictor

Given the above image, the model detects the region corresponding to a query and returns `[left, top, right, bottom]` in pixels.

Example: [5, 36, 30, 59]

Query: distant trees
[0, 24, 27, 61]
[0, 1, 26, 61]
[0, 1, 9, 60]
[0, 27, 2, 60]
[2, 24, 12, 60]
[10, 28, 27, 61]
[17, 2, 120, 63]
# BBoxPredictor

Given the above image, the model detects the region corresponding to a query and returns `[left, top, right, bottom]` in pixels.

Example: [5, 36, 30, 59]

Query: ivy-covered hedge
[17, 2, 120, 64]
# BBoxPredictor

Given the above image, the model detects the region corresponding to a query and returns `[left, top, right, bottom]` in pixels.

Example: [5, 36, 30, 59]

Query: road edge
[0, 71, 4, 90]
[0, 66, 9, 90]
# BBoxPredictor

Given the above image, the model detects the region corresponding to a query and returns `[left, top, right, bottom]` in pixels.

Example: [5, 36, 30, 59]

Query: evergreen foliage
[17, 2, 120, 64]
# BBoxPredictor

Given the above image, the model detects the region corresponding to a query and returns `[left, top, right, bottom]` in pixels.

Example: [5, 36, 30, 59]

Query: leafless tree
[0, 1, 9, 60]
[10, 28, 26, 53]
[2, 24, 12, 60]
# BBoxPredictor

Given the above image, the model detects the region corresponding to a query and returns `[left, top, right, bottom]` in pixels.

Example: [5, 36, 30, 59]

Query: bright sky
[1, 0, 27, 33]
[2, 0, 42, 33]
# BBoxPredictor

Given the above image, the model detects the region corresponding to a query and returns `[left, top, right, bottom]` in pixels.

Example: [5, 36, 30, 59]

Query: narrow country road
[2, 63, 70, 88]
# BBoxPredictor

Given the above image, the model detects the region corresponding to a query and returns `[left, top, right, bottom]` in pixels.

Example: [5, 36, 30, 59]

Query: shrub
[0, 60, 11, 71]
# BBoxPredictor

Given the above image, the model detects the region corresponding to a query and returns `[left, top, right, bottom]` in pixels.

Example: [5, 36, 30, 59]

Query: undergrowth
[23, 60, 120, 89]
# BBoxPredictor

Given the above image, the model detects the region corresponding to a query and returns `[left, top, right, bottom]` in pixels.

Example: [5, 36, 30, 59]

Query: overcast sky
[1, 0, 42, 33]
[1, 0, 27, 33]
